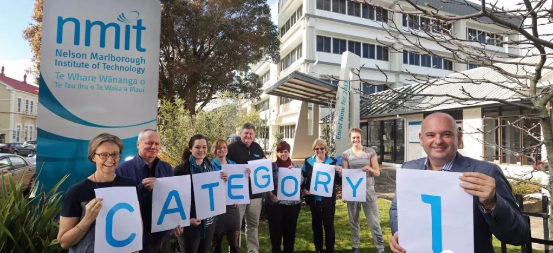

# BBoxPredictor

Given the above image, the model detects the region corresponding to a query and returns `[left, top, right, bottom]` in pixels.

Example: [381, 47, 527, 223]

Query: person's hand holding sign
[190, 218, 202, 227]
[84, 198, 103, 223]
[459, 172, 496, 209]
[142, 177, 156, 190]
[220, 171, 229, 183]
[389, 233, 405, 253]
[335, 165, 343, 176]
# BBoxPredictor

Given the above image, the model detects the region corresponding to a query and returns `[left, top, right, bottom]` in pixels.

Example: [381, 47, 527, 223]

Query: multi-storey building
[0, 66, 39, 143]
[250, 0, 522, 161]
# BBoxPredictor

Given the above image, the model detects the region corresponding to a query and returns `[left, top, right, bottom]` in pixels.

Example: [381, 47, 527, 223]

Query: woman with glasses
[341, 128, 385, 253]
[301, 139, 342, 253]
[210, 139, 241, 253]
[265, 141, 302, 253]
[174, 134, 228, 253]
[57, 133, 137, 253]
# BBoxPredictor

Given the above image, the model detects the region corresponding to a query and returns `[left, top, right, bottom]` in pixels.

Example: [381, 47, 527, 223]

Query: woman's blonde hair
[312, 139, 328, 151]
[212, 139, 228, 155]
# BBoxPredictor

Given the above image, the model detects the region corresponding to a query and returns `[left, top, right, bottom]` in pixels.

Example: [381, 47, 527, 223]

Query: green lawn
[223, 199, 542, 253]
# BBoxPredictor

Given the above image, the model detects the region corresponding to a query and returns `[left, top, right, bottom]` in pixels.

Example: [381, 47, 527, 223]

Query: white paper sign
[309, 163, 335, 197]
[224, 164, 251, 205]
[342, 169, 367, 202]
[248, 159, 274, 194]
[397, 169, 474, 253]
[192, 171, 226, 219]
[277, 168, 302, 201]
[94, 187, 142, 253]
[151, 176, 192, 233]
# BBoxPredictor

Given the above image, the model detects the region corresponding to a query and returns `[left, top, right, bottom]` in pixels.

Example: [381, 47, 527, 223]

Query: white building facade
[250, 0, 523, 162]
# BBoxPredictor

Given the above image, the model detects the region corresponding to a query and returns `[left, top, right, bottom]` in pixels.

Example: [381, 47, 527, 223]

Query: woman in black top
[174, 134, 228, 253]
[57, 133, 138, 253]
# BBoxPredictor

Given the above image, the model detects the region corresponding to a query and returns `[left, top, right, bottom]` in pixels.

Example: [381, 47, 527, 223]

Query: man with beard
[115, 129, 182, 253]
[388, 112, 530, 253]
[227, 123, 266, 253]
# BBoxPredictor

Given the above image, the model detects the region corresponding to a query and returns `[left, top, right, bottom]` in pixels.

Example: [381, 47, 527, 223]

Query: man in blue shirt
[115, 129, 181, 253]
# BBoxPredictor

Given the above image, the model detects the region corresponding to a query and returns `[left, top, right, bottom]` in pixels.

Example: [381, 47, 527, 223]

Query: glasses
[95, 153, 121, 160]
[314, 148, 325, 151]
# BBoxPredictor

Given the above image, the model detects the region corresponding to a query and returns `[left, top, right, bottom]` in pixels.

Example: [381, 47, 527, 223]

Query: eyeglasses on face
[314, 148, 325, 151]
[95, 153, 121, 160]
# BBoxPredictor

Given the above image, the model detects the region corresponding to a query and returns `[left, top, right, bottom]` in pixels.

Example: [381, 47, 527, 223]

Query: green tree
[159, 0, 280, 115]
[157, 96, 265, 167]
[23, 0, 43, 84]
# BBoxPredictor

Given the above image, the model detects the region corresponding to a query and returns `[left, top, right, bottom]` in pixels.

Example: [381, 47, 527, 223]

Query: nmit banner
[38, 0, 161, 191]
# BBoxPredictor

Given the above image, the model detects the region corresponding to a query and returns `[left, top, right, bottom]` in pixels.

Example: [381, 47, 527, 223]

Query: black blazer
[301, 156, 341, 208]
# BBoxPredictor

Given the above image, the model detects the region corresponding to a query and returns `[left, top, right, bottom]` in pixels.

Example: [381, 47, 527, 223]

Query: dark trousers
[211, 230, 240, 253]
[310, 202, 336, 252]
[178, 221, 216, 253]
[141, 234, 171, 253]
[266, 203, 302, 253]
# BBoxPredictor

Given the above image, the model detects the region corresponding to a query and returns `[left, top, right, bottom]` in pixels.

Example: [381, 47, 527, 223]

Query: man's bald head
[419, 112, 462, 168]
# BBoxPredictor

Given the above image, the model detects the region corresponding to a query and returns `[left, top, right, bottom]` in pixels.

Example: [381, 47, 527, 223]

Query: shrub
[509, 178, 542, 196]
[0, 172, 68, 253]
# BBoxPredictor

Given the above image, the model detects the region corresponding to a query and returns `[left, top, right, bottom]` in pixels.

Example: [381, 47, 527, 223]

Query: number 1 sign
[397, 169, 474, 253]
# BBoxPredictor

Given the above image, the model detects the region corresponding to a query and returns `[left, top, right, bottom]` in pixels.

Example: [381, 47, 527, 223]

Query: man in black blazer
[389, 112, 530, 253]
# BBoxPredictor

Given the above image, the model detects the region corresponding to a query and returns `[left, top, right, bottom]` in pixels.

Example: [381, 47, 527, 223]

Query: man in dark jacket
[227, 123, 265, 253]
[115, 129, 182, 253]
[389, 113, 530, 253]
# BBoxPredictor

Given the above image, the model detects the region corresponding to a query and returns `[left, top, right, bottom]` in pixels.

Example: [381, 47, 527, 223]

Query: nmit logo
[56, 11, 146, 52]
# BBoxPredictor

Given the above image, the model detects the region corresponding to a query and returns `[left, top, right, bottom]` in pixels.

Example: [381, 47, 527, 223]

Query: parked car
[0, 153, 36, 192]
[0, 143, 34, 156]
[23, 140, 37, 150]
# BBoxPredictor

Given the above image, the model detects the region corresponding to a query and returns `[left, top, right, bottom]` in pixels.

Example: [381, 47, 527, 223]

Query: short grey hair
[88, 133, 123, 162]
[138, 129, 157, 142]
[241, 123, 255, 132]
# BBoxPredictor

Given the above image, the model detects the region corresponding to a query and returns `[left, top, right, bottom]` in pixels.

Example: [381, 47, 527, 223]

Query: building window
[317, 36, 332, 53]
[333, 38, 347, 55]
[468, 64, 479, 69]
[280, 97, 293, 105]
[260, 72, 270, 84]
[24, 126, 29, 141]
[16, 125, 20, 142]
[30, 100, 34, 114]
[467, 28, 502, 46]
[432, 56, 442, 69]
[17, 98, 21, 113]
[375, 6, 388, 22]
[316, 0, 331, 11]
[362, 43, 375, 59]
[348, 41, 361, 56]
[280, 5, 304, 38]
[25, 99, 29, 114]
[443, 59, 453, 70]
[362, 83, 387, 94]
[421, 55, 432, 67]
[376, 45, 388, 61]
[332, 0, 346, 14]
[347, 1, 361, 17]
[280, 44, 302, 71]
[255, 100, 269, 111]
[29, 126, 34, 141]
[483, 107, 541, 165]
[280, 125, 296, 139]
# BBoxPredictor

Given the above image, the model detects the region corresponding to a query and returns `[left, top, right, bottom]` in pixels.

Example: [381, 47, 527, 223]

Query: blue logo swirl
[117, 11, 140, 23]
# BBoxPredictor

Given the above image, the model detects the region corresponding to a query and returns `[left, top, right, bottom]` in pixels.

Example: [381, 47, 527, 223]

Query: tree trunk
[538, 111, 553, 236]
